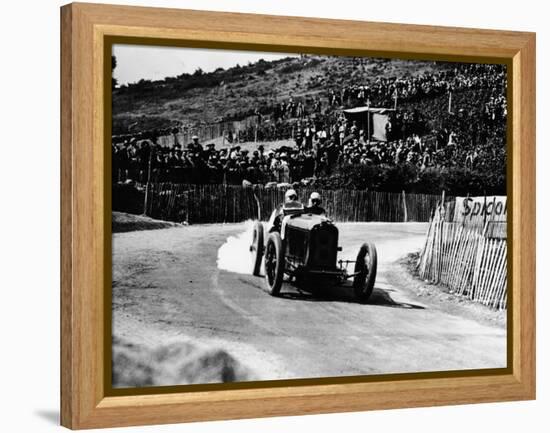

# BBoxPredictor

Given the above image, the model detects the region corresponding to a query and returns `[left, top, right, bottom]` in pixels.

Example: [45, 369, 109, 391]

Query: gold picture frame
[61, 2, 535, 429]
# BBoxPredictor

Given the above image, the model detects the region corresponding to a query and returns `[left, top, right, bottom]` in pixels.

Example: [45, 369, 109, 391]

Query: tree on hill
[112, 55, 118, 90]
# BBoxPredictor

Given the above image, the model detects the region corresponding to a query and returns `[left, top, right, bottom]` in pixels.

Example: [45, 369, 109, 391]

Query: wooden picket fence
[418, 202, 507, 310]
[141, 183, 443, 224]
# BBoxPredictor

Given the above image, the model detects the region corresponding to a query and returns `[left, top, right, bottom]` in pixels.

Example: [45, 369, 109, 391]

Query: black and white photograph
[110, 44, 508, 389]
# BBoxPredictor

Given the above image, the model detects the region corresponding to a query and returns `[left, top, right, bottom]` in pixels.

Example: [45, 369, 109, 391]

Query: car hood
[285, 213, 333, 231]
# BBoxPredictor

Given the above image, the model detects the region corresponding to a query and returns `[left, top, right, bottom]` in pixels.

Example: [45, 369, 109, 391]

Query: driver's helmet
[309, 191, 321, 207]
[284, 189, 298, 203]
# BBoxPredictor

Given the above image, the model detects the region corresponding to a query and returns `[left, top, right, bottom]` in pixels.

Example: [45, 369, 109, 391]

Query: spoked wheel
[353, 242, 378, 302]
[264, 232, 284, 296]
[250, 221, 264, 276]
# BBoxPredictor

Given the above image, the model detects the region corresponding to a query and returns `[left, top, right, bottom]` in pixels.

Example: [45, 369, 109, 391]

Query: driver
[283, 189, 301, 207]
[307, 192, 326, 215]
[270, 189, 301, 233]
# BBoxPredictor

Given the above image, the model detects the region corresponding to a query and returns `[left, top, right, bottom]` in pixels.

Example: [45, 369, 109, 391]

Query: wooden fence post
[142, 145, 154, 216]
[402, 190, 408, 222]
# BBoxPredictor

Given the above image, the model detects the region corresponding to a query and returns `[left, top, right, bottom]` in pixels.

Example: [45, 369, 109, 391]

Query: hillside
[112, 55, 452, 135]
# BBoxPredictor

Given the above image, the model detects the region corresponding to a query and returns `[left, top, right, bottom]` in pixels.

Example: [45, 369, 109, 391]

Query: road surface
[112, 222, 506, 382]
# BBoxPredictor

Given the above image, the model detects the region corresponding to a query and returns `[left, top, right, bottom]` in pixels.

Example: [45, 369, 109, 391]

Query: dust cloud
[217, 220, 258, 275]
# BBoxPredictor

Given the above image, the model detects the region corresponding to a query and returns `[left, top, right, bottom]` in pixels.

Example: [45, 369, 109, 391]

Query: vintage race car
[249, 203, 377, 302]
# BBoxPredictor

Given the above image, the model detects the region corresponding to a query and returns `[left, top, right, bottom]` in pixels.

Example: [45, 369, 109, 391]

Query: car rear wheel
[353, 242, 378, 302]
[264, 232, 284, 296]
[250, 221, 264, 276]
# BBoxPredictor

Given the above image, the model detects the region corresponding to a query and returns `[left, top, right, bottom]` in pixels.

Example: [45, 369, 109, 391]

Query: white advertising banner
[453, 196, 507, 224]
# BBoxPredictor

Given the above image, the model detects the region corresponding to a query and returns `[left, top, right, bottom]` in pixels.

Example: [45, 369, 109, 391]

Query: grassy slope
[112, 55, 452, 134]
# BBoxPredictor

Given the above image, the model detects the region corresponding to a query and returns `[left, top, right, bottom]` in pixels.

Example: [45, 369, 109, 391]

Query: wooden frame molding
[61, 2, 535, 429]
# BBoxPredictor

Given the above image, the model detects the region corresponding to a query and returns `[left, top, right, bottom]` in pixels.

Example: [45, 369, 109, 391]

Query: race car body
[250, 203, 378, 302]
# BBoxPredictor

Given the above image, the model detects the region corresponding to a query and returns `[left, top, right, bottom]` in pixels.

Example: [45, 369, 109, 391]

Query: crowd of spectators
[112, 137, 316, 185]
[224, 63, 506, 144]
[328, 63, 506, 108]
[112, 63, 507, 187]
[112, 113, 503, 186]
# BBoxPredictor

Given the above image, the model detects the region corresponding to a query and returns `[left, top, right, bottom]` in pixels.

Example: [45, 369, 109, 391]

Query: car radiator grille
[309, 225, 338, 269]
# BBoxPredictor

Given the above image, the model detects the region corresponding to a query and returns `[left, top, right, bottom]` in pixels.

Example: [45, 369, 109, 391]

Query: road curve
[112, 222, 506, 382]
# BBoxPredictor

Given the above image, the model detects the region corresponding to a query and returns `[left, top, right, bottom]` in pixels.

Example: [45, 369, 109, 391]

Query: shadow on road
[279, 285, 425, 309]
[368, 287, 425, 309]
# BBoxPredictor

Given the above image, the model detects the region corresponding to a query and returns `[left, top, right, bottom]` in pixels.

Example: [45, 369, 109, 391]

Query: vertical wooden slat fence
[139, 183, 444, 224]
[418, 200, 507, 310]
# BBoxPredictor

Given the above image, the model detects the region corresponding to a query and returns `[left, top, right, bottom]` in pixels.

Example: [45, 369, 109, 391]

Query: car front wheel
[353, 242, 378, 302]
[250, 221, 264, 276]
[264, 232, 284, 296]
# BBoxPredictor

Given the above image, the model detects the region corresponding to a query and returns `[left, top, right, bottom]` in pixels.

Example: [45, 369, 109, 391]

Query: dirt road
[112, 222, 506, 382]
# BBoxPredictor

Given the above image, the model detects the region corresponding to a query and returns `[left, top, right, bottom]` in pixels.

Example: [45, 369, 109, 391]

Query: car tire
[353, 242, 378, 302]
[264, 232, 284, 296]
[250, 221, 264, 276]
